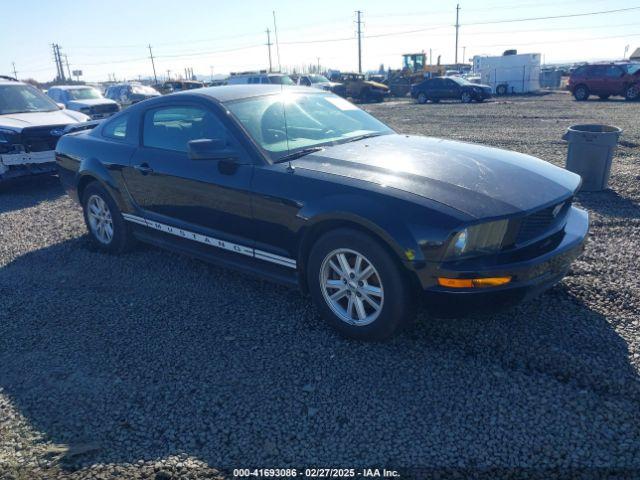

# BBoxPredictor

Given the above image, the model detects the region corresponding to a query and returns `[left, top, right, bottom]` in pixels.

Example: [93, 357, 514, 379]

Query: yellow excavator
[387, 53, 446, 96]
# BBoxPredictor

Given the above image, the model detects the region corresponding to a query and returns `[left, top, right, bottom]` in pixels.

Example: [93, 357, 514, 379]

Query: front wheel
[82, 182, 135, 253]
[307, 229, 415, 340]
[417, 92, 427, 104]
[461, 91, 472, 103]
[625, 84, 639, 101]
[573, 85, 589, 101]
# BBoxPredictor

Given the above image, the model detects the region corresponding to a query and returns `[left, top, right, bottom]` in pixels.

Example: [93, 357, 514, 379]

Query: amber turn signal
[438, 276, 512, 288]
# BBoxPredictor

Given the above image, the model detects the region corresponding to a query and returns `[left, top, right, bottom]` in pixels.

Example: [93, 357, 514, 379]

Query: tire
[460, 91, 472, 103]
[598, 95, 610, 100]
[81, 181, 135, 253]
[573, 85, 589, 101]
[625, 84, 639, 101]
[496, 84, 508, 96]
[307, 228, 415, 340]
[417, 92, 427, 104]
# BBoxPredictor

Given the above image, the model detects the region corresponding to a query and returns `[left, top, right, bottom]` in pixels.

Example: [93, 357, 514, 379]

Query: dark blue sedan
[56, 85, 587, 340]
[411, 76, 493, 104]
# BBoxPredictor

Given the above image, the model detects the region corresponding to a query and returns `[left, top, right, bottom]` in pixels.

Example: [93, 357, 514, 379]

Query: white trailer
[472, 53, 541, 94]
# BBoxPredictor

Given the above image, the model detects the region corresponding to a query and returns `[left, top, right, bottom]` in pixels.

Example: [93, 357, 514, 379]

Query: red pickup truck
[568, 62, 640, 101]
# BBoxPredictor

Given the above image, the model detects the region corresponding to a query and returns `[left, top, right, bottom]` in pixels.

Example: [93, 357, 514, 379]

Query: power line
[465, 5, 640, 26]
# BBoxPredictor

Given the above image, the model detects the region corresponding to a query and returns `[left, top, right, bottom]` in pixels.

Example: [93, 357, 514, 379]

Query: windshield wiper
[341, 132, 385, 144]
[276, 146, 324, 162]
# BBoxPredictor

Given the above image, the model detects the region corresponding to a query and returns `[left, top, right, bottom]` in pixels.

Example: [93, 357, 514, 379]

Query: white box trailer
[472, 53, 541, 94]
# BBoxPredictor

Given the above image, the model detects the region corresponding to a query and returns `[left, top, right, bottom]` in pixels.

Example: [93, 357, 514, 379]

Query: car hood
[0, 109, 89, 131]
[67, 98, 117, 109]
[292, 134, 580, 219]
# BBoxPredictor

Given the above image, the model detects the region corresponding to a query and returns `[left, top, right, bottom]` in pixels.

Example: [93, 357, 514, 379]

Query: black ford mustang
[56, 85, 588, 340]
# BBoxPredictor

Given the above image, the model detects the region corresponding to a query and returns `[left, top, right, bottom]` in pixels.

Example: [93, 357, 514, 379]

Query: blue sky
[2, 0, 639, 82]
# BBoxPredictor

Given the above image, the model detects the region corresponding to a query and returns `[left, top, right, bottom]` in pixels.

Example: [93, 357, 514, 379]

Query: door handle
[134, 163, 154, 175]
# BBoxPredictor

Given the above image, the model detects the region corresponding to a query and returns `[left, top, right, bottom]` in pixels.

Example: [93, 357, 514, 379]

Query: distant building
[630, 48, 640, 61]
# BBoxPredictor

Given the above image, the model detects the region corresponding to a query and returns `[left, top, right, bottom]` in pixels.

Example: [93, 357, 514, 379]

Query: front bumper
[0, 150, 57, 180]
[417, 206, 589, 316]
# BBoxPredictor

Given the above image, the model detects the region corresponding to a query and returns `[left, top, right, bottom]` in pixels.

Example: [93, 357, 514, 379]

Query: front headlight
[444, 219, 509, 259]
[0, 128, 22, 154]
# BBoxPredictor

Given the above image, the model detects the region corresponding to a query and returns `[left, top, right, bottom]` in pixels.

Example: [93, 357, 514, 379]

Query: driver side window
[143, 106, 230, 153]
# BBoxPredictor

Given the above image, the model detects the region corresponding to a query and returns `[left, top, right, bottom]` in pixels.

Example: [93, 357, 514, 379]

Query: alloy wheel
[461, 92, 472, 103]
[319, 248, 384, 326]
[626, 85, 639, 101]
[86, 194, 114, 244]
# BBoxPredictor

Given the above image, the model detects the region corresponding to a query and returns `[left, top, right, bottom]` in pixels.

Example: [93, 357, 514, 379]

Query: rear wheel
[81, 182, 135, 253]
[495, 84, 508, 96]
[461, 91, 473, 103]
[417, 92, 427, 104]
[573, 85, 589, 101]
[307, 228, 415, 340]
[625, 84, 639, 101]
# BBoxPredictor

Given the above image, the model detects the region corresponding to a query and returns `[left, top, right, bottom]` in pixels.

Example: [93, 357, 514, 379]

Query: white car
[0, 77, 88, 182]
[47, 85, 119, 120]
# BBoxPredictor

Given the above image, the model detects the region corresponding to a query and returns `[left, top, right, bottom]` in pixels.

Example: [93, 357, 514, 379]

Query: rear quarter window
[102, 113, 134, 143]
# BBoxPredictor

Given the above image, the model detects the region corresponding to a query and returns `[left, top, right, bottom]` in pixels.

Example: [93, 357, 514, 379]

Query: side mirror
[187, 138, 238, 161]
[57, 103, 65, 110]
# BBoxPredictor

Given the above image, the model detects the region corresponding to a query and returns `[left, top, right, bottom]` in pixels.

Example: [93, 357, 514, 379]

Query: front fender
[297, 193, 459, 266]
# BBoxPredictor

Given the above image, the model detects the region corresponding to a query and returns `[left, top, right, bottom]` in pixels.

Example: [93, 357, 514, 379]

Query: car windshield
[448, 76, 473, 86]
[132, 85, 157, 95]
[309, 75, 330, 84]
[0, 84, 59, 114]
[66, 87, 102, 100]
[226, 91, 393, 162]
[269, 75, 295, 85]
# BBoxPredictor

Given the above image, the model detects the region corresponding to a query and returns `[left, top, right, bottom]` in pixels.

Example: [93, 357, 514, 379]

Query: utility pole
[273, 11, 281, 72]
[317, 57, 321, 73]
[454, 4, 460, 65]
[265, 28, 273, 73]
[148, 45, 158, 85]
[11, 62, 17, 79]
[52, 44, 65, 82]
[210, 65, 214, 82]
[429, 48, 432, 66]
[166, 69, 171, 81]
[462, 46, 466, 64]
[64, 54, 72, 81]
[356, 10, 363, 74]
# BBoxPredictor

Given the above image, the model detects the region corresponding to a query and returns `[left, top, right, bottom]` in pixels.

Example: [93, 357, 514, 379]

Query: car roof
[50, 85, 93, 90]
[181, 84, 316, 102]
[0, 77, 24, 85]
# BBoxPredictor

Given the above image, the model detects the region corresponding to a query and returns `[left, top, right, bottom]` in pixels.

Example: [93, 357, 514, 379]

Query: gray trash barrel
[562, 124, 622, 191]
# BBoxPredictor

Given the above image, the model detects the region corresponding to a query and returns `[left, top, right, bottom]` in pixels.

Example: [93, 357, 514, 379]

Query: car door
[429, 78, 446, 99]
[123, 103, 255, 245]
[603, 65, 626, 95]
[446, 79, 462, 99]
[585, 66, 606, 94]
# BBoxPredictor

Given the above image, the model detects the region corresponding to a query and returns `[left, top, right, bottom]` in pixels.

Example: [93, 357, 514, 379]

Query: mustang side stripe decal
[121, 213, 297, 269]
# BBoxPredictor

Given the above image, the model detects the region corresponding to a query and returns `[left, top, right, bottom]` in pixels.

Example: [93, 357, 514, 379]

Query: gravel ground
[0, 91, 639, 479]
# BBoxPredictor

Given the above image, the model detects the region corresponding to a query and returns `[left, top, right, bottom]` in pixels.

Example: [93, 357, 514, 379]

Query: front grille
[515, 199, 571, 244]
[92, 103, 118, 114]
[20, 125, 65, 152]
